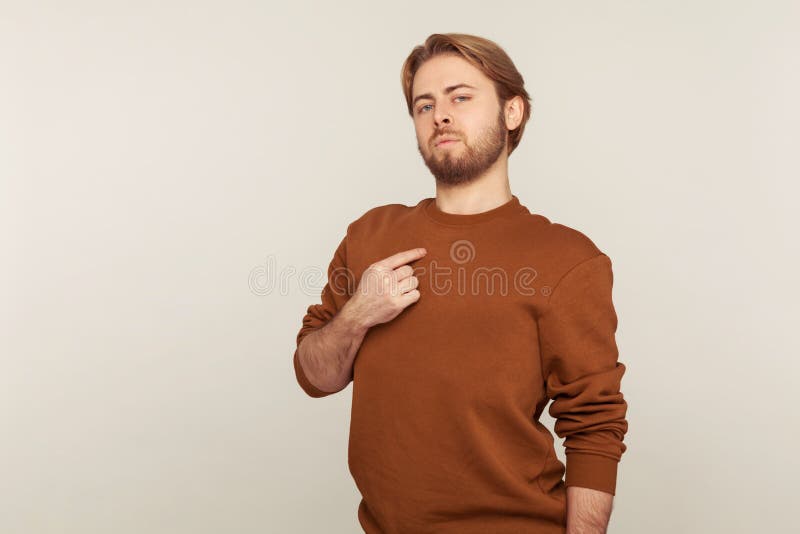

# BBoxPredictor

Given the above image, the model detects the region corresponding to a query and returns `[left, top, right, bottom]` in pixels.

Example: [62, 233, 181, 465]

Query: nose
[433, 104, 452, 127]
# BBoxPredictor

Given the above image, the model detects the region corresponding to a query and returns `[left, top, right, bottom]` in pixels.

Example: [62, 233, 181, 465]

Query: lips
[435, 137, 459, 146]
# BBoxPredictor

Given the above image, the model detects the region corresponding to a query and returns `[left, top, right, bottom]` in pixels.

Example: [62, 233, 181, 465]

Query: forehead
[412, 54, 489, 97]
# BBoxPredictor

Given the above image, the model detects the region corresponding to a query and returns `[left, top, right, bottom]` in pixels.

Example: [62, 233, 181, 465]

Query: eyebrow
[412, 83, 477, 107]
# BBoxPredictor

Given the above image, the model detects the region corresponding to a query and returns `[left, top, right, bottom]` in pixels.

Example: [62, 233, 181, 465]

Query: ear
[504, 95, 525, 131]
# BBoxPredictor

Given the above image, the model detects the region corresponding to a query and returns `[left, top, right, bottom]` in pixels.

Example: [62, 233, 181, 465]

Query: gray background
[2, 1, 798, 533]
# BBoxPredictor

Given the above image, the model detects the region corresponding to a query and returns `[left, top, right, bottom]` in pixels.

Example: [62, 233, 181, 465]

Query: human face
[411, 54, 509, 186]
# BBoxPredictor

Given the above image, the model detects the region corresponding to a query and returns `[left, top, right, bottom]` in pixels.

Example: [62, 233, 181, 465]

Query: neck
[433, 157, 513, 215]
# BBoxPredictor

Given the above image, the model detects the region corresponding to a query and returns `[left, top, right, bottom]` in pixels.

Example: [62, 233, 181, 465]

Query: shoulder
[345, 199, 419, 236]
[354, 201, 412, 223]
[517, 212, 608, 272]
[545, 220, 603, 257]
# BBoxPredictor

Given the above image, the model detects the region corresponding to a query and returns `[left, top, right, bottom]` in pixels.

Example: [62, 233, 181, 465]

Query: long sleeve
[293, 230, 356, 398]
[537, 252, 629, 495]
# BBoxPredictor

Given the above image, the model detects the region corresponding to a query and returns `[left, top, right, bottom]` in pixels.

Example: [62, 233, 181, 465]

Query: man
[292, 33, 629, 534]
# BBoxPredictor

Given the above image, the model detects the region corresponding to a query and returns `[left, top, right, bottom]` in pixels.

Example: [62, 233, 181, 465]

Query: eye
[416, 96, 471, 114]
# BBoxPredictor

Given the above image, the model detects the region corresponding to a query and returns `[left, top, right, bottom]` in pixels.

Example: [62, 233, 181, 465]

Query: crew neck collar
[423, 194, 526, 226]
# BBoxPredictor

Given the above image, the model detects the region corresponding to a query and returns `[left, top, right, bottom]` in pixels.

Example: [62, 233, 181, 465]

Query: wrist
[338, 300, 370, 336]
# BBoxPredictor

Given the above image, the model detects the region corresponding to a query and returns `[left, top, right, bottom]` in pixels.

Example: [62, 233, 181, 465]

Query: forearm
[296, 301, 369, 393]
[566, 486, 614, 534]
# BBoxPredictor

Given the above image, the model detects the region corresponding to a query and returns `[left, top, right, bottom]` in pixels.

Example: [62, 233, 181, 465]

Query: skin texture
[566, 486, 614, 534]
[416, 96, 508, 186]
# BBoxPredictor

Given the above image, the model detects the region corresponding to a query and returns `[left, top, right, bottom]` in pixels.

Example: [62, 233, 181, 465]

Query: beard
[417, 108, 508, 187]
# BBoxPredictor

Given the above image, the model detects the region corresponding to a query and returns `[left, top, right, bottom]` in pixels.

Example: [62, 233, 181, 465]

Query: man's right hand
[343, 247, 427, 330]
[295, 247, 427, 396]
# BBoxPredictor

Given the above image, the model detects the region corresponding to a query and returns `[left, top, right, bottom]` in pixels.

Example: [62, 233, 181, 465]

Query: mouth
[435, 139, 460, 147]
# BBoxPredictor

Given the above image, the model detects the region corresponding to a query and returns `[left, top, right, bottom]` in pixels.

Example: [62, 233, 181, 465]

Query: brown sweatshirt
[292, 194, 628, 534]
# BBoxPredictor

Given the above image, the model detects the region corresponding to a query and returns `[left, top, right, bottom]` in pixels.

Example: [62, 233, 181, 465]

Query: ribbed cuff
[564, 452, 620, 495]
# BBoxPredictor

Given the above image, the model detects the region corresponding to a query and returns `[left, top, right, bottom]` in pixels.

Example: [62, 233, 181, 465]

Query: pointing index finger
[375, 247, 427, 270]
